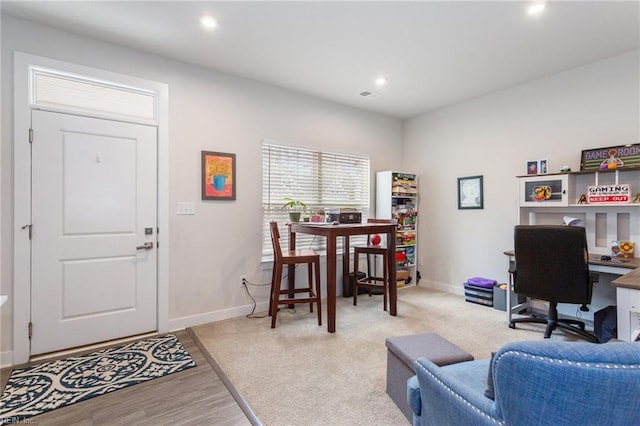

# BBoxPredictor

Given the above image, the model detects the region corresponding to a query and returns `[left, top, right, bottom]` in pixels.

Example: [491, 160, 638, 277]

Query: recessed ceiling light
[527, 1, 547, 16]
[375, 77, 388, 86]
[200, 15, 218, 29]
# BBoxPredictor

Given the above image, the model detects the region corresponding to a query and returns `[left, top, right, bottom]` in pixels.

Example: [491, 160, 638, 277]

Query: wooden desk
[604, 257, 640, 342]
[289, 222, 398, 333]
[504, 250, 640, 289]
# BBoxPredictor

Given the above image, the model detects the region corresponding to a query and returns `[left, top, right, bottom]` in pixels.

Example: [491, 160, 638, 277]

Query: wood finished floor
[0, 330, 258, 426]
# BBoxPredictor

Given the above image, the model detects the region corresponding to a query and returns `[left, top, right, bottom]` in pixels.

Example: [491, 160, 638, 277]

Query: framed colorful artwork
[202, 151, 236, 200]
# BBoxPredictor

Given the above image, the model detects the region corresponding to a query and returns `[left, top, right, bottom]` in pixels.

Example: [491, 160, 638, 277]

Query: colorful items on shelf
[396, 231, 416, 246]
[391, 173, 418, 196]
[396, 269, 410, 287]
[612, 241, 635, 258]
[395, 246, 415, 267]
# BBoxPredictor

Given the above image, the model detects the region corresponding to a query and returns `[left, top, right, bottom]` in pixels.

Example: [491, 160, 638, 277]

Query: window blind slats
[262, 143, 370, 257]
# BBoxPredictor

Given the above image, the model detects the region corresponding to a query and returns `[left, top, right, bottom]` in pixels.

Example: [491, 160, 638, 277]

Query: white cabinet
[376, 171, 418, 287]
[518, 174, 573, 207]
[617, 287, 640, 341]
[517, 168, 640, 257]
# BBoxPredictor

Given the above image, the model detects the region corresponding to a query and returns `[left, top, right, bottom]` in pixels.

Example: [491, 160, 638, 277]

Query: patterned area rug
[0, 334, 196, 424]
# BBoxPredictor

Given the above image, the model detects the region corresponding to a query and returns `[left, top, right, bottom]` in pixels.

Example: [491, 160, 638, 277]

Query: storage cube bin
[464, 282, 493, 307]
[493, 284, 526, 311]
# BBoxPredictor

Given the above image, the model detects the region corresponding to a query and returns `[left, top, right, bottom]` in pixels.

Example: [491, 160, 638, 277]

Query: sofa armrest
[413, 357, 502, 426]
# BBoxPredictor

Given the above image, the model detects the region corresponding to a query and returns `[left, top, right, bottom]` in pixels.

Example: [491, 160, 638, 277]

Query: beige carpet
[192, 286, 577, 426]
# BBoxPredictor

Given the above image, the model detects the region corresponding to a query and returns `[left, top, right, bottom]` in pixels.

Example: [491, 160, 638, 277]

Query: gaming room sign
[587, 184, 631, 203]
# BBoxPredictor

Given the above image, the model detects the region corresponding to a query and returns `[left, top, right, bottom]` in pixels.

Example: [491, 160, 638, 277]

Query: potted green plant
[282, 197, 307, 223]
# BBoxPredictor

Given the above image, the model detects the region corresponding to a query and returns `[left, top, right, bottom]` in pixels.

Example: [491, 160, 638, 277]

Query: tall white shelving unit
[376, 171, 418, 287]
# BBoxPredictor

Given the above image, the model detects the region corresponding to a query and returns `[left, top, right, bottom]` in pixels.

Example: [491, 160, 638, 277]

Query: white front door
[30, 110, 158, 355]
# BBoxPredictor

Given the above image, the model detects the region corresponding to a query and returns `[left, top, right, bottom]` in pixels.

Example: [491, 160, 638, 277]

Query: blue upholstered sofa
[407, 340, 640, 426]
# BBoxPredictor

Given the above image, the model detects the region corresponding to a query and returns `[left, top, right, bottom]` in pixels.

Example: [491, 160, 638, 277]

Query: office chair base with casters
[509, 301, 598, 343]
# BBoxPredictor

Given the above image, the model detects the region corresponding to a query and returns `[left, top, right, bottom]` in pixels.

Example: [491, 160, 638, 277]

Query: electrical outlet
[240, 275, 247, 288]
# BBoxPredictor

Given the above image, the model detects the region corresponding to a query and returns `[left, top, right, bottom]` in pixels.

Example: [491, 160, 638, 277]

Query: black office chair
[510, 225, 598, 342]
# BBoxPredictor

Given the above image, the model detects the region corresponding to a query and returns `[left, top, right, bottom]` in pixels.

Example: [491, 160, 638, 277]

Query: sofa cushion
[440, 358, 491, 395]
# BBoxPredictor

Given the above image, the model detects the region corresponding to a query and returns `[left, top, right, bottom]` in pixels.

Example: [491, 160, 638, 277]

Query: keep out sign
[587, 184, 631, 203]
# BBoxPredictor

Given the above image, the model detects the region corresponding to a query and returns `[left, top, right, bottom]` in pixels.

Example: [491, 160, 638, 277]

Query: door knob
[136, 242, 154, 250]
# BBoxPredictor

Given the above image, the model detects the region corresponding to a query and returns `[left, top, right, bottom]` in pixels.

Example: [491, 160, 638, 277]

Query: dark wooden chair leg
[315, 259, 322, 326]
[353, 249, 360, 306]
[366, 253, 373, 296]
[382, 253, 388, 311]
[268, 261, 276, 316]
[308, 262, 314, 313]
[271, 263, 283, 328]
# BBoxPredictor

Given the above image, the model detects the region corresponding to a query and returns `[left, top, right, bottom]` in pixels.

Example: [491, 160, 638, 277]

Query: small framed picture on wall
[202, 151, 236, 200]
[457, 175, 484, 210]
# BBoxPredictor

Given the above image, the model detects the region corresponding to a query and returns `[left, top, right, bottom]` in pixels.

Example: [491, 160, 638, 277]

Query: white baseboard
[170, 281, 463, 332]
[421, 280, 464, 296]
[168, 301, 270, 330]
[1, 350, 14, 368]
[2, 303, 270, 368]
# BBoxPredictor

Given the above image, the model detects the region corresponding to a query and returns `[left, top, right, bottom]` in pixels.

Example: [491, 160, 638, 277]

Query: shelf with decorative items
[516, 166, 640, 257]
[377, 171, 419, 288]
[518, 167, 640, 207]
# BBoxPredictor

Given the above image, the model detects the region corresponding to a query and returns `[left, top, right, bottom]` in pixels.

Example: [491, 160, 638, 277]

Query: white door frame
[13, 52, 169, 364]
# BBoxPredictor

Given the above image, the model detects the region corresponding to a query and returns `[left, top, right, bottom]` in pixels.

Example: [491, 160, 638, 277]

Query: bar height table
[289, 222, 398, 333]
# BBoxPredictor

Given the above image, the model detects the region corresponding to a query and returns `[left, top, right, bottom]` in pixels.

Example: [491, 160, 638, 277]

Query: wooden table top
[504, 250, 640, 291]
[290, 221, 396, 236]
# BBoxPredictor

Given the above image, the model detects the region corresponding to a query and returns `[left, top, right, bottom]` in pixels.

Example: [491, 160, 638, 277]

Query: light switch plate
[177, 202, 195, 215]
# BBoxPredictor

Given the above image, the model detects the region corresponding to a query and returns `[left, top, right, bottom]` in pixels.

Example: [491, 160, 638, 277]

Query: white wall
[0, 15, 404, 356]
[2, 14, 638, 361]
[404, 50, 640, 293]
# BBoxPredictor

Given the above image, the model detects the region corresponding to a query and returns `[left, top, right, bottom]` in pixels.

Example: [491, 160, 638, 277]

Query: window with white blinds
[262, 142, 370, 258]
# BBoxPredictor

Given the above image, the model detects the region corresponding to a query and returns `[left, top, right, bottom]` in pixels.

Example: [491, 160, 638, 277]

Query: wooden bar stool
[353, 218, 397, 311]
[269, 221, 322, 328]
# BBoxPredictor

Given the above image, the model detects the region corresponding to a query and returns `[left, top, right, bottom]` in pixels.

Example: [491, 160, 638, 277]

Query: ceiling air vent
[359, 90, 380, 99]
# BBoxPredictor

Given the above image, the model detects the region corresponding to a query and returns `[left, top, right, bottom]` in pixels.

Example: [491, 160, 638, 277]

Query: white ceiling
[2, 1, 639, 119]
